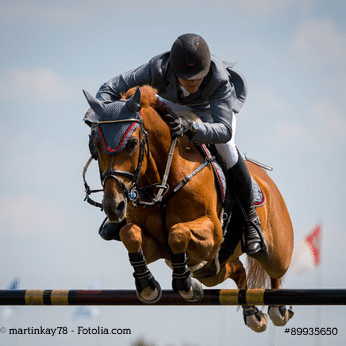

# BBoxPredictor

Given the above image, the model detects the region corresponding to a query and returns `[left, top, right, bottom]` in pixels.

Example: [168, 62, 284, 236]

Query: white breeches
[189, 106, 239, 169]
[214, 113, 238, 169]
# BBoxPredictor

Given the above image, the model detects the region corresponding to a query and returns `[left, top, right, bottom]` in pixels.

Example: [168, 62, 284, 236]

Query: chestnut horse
[83, 85, 294, 332]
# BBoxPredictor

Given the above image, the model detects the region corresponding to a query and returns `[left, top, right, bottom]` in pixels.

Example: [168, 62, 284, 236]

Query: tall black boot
[227, 153, 264, 255]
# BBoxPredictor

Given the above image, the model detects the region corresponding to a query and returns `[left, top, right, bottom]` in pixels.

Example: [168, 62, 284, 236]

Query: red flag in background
[290, 224, 322, 275]
[305, 224, 322, 266]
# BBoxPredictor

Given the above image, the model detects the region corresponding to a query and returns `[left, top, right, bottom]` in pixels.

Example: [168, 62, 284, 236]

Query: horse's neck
[140, 109, 173, 185]
[141, 108, 202, 187]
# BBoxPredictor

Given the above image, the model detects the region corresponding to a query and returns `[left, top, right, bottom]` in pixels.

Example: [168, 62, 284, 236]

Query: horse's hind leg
[229, 259, 269, 333]
[268, 278, 294, 326]
[120, 222, 162, 304]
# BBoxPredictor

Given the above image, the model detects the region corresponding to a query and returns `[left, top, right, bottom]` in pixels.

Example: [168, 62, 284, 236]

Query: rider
[90, 33, 263, 255]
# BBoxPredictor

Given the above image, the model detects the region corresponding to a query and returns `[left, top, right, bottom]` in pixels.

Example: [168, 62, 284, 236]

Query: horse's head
[84, 88, 146, 222]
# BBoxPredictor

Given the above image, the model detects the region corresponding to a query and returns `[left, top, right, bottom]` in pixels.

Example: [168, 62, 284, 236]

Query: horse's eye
[127, 138, 138, 152]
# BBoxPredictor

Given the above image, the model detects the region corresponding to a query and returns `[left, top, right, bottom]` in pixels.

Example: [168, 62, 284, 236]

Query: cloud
[236, 0, 312, 16]
[312, 99, 346, 142]
[1, 1, 92, 24]
[0, 67, 71, 103]
[1, 0, 313, 24]
[292, 18, 346, 68]
[0, 195, 67, 236]
[252, 87, 290, 113]
[277, 98, 346, 149]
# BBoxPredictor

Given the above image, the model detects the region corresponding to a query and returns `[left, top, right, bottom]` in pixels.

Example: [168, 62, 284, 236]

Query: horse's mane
[124, 85, 158, 109]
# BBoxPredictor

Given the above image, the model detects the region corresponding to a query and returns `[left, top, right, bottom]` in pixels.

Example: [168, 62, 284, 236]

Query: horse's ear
[126, 87, 141, 113]
[83, 90, 105, 115]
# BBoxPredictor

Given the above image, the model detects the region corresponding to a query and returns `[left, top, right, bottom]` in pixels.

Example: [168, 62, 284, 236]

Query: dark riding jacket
[96, 52, 247, 144]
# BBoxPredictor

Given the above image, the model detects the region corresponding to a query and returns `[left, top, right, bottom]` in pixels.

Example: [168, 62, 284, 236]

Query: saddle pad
[199, 145, 266, 208]
[200, 144, 227, 201]
[252, 178, 266, 207]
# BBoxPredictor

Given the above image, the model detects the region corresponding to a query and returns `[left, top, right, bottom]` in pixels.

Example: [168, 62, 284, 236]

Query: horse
[83, 85, 294, 332]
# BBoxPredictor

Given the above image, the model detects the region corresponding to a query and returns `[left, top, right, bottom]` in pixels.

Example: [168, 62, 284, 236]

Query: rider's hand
[163, 114, 192, 138]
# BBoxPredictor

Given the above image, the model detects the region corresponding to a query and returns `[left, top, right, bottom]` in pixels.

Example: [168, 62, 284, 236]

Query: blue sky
[1, 1, 346, 345]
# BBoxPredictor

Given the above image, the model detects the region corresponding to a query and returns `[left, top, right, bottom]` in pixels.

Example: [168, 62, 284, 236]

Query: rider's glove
[163, 113, 193, 139]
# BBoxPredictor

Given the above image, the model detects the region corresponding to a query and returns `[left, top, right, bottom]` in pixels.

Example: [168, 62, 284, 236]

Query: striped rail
[1, 289, 346, 306]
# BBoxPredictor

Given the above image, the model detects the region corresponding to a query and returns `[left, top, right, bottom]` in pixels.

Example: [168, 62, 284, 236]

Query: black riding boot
[227, 153, 264, 255]
[98, 218, 126, 241]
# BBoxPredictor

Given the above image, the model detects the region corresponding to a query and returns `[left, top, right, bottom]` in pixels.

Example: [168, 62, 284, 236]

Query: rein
[83, 156, 103, 209]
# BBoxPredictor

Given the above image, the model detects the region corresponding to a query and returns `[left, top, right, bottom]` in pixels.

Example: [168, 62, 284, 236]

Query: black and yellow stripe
[0, 289, 345, 306]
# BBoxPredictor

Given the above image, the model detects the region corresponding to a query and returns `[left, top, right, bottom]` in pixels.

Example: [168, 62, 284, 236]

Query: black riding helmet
[170, 33, 211, 80]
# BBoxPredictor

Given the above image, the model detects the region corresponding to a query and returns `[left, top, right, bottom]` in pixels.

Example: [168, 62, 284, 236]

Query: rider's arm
[189, 79, 234, 144]
[95, 52, 169, 102]
[96, 63, 152, 102]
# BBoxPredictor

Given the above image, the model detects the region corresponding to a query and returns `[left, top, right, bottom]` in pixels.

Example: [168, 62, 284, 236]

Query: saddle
[198, 144, 266, 210]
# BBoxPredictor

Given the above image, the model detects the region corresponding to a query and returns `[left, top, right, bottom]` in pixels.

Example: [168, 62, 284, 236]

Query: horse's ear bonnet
[83, 88, 142, 154]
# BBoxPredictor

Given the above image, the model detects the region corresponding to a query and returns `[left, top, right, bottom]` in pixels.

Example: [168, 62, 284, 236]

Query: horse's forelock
[125, 85, 158, 108]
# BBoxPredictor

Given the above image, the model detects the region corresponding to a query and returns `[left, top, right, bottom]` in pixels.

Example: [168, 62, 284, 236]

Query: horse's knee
[119, 223, 142, 253]
[168, 224, 191, 253]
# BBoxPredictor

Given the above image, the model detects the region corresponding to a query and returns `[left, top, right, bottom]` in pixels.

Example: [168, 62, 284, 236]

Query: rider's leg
[214, 116, 263, 255]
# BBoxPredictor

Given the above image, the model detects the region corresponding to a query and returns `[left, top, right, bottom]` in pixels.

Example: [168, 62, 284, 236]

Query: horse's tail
[246, 256, 272, 289]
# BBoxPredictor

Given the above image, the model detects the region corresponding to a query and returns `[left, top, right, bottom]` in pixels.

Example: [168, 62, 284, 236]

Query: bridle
[83, 116, 177, 209]
[100, 117, 150, 205]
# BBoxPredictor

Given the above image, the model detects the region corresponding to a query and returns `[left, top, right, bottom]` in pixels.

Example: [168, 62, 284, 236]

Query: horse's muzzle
[102, 196, 127, 222]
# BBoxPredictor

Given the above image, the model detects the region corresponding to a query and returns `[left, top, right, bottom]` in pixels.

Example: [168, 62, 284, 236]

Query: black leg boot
[227, 153, 264, 255]
[98, 217, 126, 241]
[171, 253, 192, 293]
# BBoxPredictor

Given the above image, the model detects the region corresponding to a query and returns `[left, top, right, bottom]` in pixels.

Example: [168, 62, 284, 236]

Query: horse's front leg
[168, 216, 219, 302]
[119, 222, 162, 304]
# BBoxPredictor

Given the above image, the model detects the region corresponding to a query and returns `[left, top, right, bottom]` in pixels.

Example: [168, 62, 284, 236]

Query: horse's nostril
[116, 201, 125, 216]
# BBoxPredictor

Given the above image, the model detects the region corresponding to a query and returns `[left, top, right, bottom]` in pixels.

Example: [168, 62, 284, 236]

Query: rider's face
[178, 77, 204, 94]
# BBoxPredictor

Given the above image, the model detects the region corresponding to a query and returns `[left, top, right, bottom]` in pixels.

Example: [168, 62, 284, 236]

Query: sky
[1, 0, 346, 345]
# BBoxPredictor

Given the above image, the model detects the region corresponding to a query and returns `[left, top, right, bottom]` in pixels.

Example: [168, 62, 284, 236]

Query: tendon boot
[227, 153, 265, 255]
[98, 217, 126, 241]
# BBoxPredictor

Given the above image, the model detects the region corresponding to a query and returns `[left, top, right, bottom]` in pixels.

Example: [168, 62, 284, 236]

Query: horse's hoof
[268, 305, 294, 326]
[243, 306, 268, 333]
[136, 280, 162, 304]
[179, 278, 204, 302]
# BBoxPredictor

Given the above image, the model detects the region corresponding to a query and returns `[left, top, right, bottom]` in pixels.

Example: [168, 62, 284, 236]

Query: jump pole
[1, 289, 346, 306]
